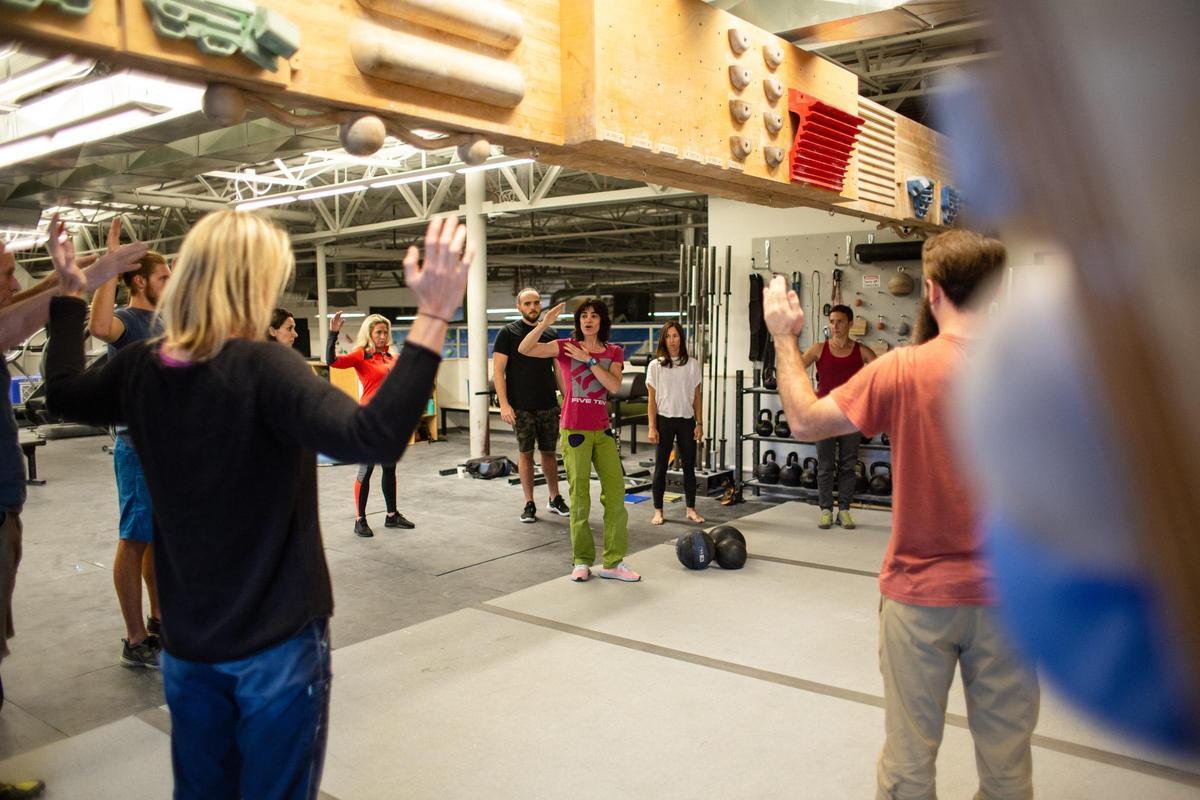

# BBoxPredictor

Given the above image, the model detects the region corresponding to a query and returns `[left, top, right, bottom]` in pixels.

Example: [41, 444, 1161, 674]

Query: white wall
[707, 197, 879, 478]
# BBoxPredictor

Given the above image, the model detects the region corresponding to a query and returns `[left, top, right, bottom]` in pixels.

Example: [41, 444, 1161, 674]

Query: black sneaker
[146, 616, 161, 636]
[520, 501, 537, 523]
[547, 495, 570, 516]
[385, 512, 415, 529]
[121, 638, 160, 670]
[354, 518, 375, 538]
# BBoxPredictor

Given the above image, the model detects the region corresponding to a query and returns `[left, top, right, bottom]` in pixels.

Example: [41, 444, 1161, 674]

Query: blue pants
[113, 435, 154, 542]
[161, 619, 332, 800]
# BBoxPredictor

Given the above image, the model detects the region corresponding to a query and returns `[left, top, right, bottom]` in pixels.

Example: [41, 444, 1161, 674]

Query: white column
[315, 242, 329, 358]
[465, 171, 489, 458]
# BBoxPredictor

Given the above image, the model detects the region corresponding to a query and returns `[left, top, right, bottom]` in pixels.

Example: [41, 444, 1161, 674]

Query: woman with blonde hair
[43, 211, 473, 799]
[325, 310, 414, 535]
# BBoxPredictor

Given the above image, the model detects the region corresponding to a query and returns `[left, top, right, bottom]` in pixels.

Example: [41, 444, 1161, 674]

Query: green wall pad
[142, 0, 299, 72]
[1, 0, 93, 15]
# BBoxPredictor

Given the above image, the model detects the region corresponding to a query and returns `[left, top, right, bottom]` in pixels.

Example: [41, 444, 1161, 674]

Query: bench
[17, 433, 45, 486]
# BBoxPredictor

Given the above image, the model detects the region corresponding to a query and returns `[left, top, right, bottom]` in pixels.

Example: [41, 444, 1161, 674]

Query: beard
[144, 285, 160, 308]
[913, 297, 938, 344]
[523, 309, 541, 324]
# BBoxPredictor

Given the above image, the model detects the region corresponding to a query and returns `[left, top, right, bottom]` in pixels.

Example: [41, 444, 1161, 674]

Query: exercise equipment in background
[755, 450, 780, 484]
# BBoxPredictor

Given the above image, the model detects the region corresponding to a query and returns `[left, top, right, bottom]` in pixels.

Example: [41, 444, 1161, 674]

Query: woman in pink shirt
[518, 299, 640, 583]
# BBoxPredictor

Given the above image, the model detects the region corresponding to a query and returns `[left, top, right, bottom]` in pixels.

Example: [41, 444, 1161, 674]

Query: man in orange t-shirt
[763, 230, 1039, 800]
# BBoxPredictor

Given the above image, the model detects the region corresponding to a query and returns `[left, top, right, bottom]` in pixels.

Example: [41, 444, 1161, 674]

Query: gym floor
[0, 429, 1197, 797]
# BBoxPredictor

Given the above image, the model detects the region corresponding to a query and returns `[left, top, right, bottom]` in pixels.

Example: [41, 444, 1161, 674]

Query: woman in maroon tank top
[799, 305, 877, 528]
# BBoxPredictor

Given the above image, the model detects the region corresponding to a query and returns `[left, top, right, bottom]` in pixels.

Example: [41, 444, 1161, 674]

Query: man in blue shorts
[89, 224, 170, 669]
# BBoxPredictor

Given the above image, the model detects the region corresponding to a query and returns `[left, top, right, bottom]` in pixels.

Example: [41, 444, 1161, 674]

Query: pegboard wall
[751, 229, 924, 356]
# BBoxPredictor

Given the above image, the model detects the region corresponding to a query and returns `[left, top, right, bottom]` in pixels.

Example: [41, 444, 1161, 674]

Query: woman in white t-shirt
[646, 321, 704, 525]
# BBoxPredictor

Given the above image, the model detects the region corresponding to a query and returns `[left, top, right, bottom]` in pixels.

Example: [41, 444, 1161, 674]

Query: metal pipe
[107, 192, 315, 224]
[465, 170, 489, 458]
[315, 243, 329, 360]
[719, 245, 732, 468]
[706, 245, 717, 470]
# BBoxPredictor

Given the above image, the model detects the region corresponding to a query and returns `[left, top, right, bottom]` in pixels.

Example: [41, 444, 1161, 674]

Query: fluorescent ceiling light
[0, 54, 94, 108]
[486, 308, 516, 314]
[208, 170, 306, 187]
[234, 194, 297, 211]
[322, 312, 365, 318]
[370, 170, 451, 189]
[456, 158, 535, 174]
[652, 311, 681, 317]
[394, 315, 417, 321]
[2, 236, 48, 252]
[0, 70, 202, 169]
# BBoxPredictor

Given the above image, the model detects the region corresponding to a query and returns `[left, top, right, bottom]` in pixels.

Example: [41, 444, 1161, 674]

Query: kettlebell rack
[734, 369, 893, 508]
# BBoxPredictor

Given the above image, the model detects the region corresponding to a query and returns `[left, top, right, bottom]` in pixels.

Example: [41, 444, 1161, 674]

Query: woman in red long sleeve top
[326, 312, 415, 536]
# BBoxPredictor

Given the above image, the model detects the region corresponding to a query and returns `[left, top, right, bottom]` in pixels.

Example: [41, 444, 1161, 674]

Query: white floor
[3, 503, 1198, 798]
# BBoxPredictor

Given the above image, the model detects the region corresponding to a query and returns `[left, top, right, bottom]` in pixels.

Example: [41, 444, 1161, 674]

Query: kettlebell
[756, 450, 780, 484]
[755, 409, 774, 437]
[869, 462, 893, 495]
[854, 460, 869, 494]
[880, 432, 890, 447]
[800, 456, 818, 489]
[774, 410, 790, 438]
[780, 452, 802, 486]
[762, 365, 777, 390]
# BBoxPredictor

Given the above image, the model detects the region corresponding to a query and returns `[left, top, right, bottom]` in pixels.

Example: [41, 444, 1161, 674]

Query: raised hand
[84, 239, 147, 290]
[330, 310, 344, 333]
[106, 216, 122, 252]
[542, 302, 565, 327]
[403, 217, 474, 321]
[763, 274, 806, 337]
[46, 215, 85, 296]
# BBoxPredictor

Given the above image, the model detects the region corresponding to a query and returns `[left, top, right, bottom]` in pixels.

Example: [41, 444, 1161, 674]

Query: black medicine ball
[715, 537, 747, 570]
[709, 525, 746, 549]
[676, 531, 715, 570]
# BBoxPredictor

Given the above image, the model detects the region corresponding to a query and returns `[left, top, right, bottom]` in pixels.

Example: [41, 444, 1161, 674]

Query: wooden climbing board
[0, 0, 955, 227]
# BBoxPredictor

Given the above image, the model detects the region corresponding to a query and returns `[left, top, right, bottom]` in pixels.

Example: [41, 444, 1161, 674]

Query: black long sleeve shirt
[45, 297, 440, 662]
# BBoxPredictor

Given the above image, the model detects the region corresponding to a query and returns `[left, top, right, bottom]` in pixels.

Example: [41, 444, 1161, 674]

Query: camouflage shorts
[514, 407, 561, 453]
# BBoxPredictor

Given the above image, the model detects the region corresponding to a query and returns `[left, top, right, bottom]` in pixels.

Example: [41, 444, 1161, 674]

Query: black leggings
[651, 416, 697, 508]
[354, 463, 397, 518]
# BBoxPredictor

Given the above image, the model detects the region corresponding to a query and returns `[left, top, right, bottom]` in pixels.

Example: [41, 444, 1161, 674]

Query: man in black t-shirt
[492, 288, 570, 523]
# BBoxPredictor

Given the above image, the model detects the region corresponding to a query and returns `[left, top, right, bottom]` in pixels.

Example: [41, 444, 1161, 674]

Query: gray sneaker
[121, 638, 160, 670]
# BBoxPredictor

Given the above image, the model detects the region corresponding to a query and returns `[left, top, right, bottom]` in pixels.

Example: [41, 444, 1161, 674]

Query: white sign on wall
[863, 275, 881, 288]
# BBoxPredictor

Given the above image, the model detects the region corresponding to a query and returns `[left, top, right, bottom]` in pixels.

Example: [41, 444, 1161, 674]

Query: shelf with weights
[735, 368, 892, 508]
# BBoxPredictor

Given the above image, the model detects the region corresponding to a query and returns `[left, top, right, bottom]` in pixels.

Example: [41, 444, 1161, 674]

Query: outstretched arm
[517, 303, 564, 358]
[88, 220, 129, 344]
[0, 218, 146, 351]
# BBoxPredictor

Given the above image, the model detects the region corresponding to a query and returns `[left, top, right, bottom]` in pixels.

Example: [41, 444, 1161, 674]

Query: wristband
[419, 310, 454, 324]
[587, 357, 598, 367]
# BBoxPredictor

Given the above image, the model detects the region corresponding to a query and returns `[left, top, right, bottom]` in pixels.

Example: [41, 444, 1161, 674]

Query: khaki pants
[0, 511, 22, 663]
[877, 597, 1040, 800]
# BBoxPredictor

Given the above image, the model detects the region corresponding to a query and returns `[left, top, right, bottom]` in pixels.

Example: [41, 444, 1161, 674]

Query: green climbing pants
[560, 428, 629, 568]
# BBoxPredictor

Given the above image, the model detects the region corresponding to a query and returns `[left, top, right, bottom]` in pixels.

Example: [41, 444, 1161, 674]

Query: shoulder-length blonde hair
[353, 313, 392, 352]
[159, 210, 293, 361]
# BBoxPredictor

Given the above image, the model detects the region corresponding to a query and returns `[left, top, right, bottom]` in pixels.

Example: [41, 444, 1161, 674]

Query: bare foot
[686, 509, 706, 523]
[651, 510, 665, 526]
